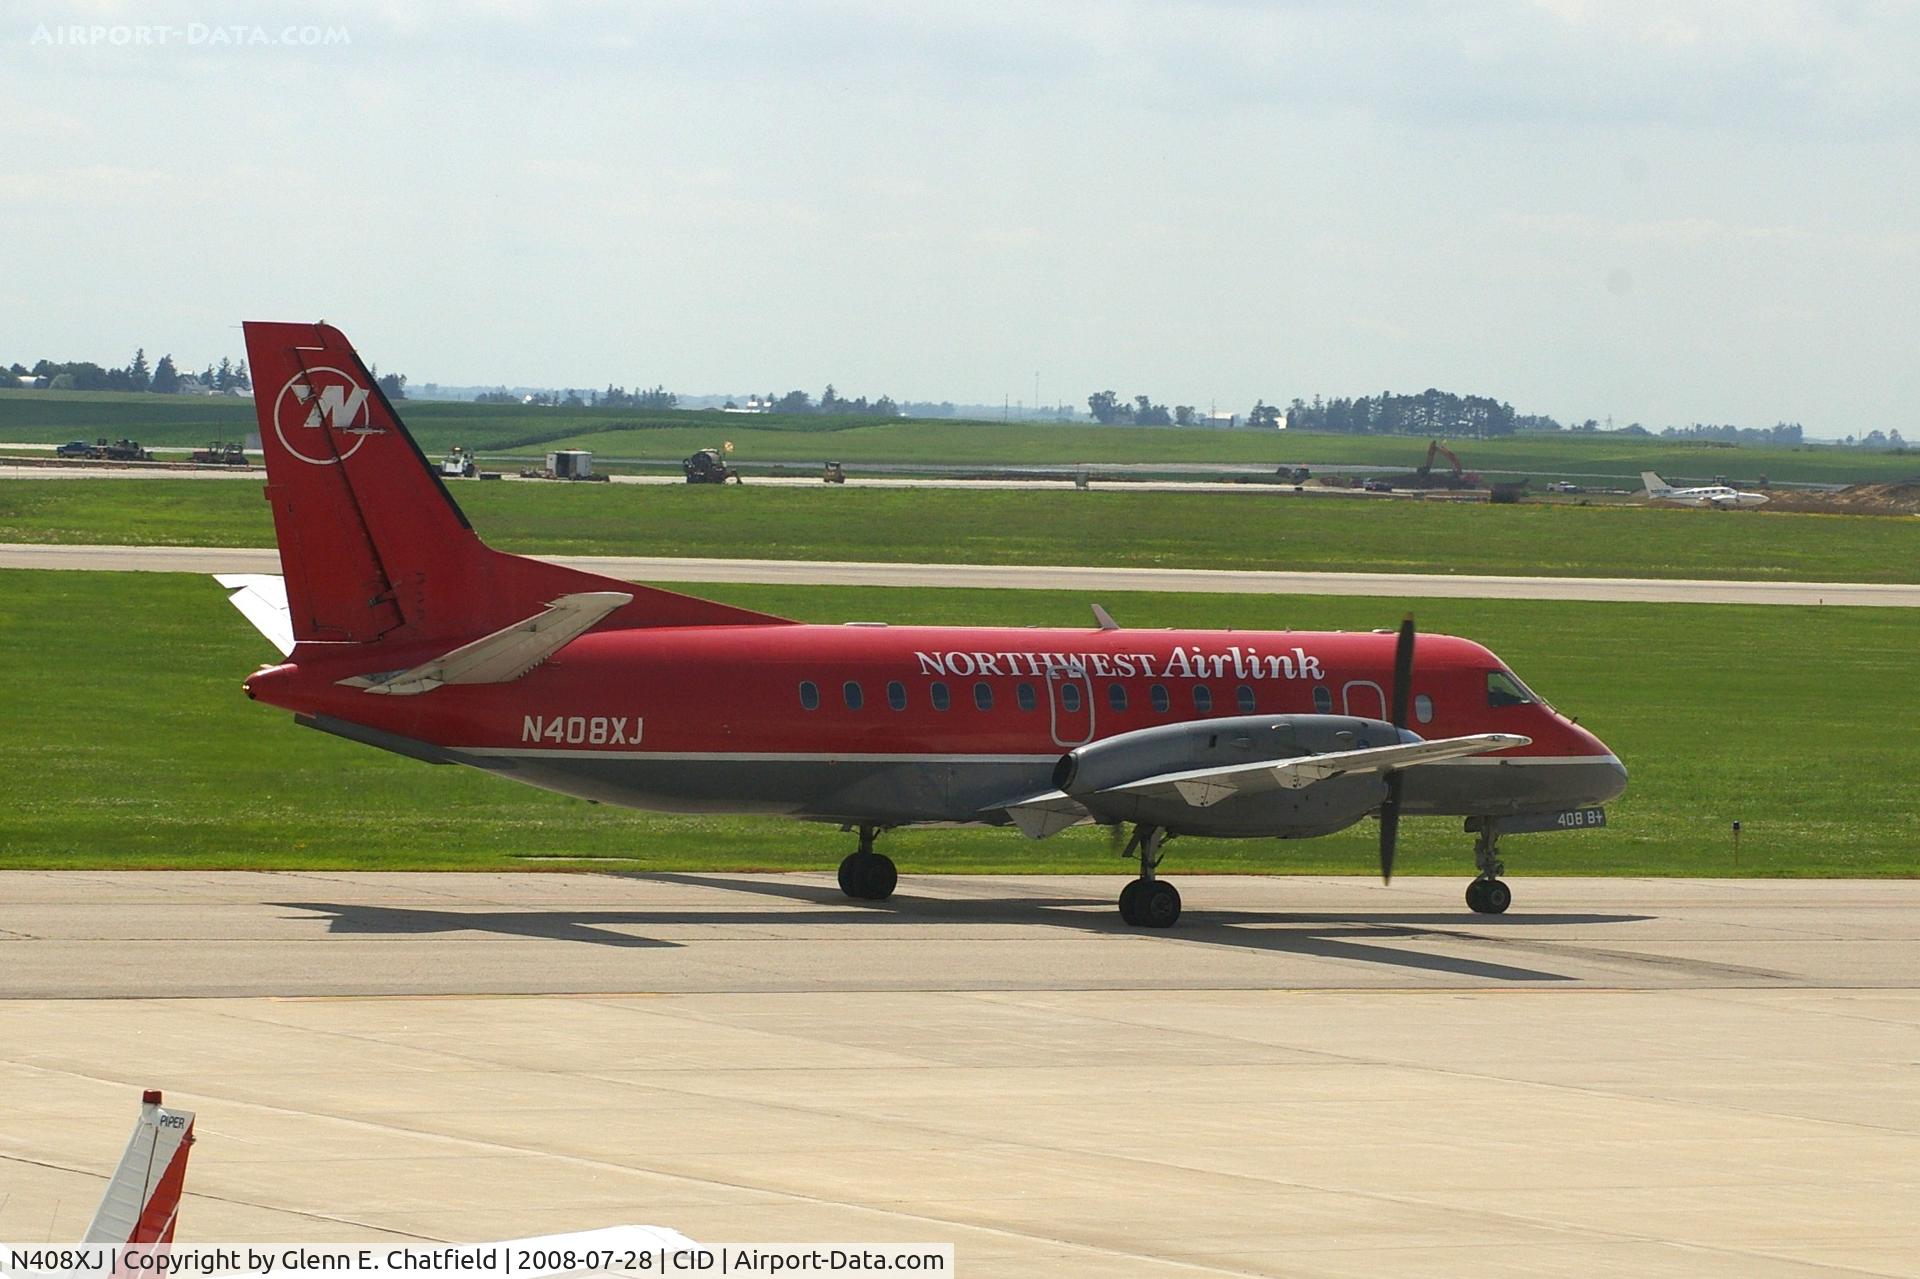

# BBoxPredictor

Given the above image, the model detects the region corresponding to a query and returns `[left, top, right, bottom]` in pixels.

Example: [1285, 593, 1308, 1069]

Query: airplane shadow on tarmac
[275, 874, 1654, 984]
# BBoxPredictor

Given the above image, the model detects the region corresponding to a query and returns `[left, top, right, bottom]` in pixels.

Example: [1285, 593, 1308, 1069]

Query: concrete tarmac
[2, 872, 1916, 1276]
[5, 542, 1915, 607]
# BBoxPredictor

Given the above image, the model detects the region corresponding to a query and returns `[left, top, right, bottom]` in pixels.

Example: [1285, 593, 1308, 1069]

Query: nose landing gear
[1466, 825, 1511, 915]
[837, 825, 897, 901]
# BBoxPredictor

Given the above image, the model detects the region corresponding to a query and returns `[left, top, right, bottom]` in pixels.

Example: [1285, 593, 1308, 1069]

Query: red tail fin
[241, 321, 787, 646]
[83, 1090, 194, 1245]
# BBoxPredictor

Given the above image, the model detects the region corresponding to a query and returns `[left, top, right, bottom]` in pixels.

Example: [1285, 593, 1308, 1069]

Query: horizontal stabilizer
[341, 591, 632, 696]
[1001, 790, 1092, 839]
[1118, 733, 1531, 808]
[215, 573, 295, 657]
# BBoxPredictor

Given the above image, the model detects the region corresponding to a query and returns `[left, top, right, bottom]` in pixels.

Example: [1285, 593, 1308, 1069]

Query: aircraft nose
[1599, 752, 1628, 801]
[1565, 719, 1627, 802]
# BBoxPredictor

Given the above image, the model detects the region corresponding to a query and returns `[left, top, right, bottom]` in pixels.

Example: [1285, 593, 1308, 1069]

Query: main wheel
[1136, 881, 1182, 929]
[838, 851, 897, 901]
[862, 852, 898, 901]
[1118, 878, 1145, 925]
[1466, 878, 1511, 915]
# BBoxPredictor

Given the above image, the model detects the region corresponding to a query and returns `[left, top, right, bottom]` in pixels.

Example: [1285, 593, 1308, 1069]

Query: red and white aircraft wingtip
[81, 1089, 196, 1246]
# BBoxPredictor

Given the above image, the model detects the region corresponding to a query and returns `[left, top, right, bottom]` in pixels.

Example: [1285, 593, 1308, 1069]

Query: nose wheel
[837, 826, 897, 901]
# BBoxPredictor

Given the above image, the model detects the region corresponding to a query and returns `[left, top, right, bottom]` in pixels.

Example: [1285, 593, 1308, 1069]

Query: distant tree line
[1285, 390, 1518, 436]
[1, 348, 252, 394]
[1657, 421, 1802, 445]
[725, 385, 899, 417]
[1084, 392, 1282, 429]
[1088, 391, 1180, 426]
[1837, 428, 1905, 448]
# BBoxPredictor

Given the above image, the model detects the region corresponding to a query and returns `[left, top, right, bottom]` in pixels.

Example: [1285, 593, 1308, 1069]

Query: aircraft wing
[340, 592, 633, 696]
[1001, 790, 1094, 839]
[998, 733, 1529, 835]
[1114, 734, 1530, 807]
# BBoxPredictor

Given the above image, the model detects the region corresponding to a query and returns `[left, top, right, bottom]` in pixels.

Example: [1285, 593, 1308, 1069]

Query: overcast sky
[6, 1, 1916, 431]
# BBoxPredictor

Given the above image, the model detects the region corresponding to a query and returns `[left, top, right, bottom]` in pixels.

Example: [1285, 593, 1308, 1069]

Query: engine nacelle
[1055, 714, 1415, 839]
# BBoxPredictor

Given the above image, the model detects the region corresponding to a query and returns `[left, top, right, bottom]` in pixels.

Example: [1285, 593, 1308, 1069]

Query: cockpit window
[1486, 670, 1535, 708]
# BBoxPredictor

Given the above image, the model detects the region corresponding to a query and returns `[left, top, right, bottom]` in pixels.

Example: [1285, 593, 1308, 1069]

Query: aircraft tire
[838, 851, 897, 902]
[1466, 879, 1511, 915]
[1118, 878, 1145, 924]
[1136, 881, 1182, 929]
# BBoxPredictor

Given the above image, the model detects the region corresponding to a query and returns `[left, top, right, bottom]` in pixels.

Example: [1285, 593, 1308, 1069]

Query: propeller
[1379, 613, 1416, 884]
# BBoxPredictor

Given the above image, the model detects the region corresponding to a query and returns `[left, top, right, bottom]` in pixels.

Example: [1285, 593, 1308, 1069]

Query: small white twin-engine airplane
[7, 1090, 692, 1265]
[1641, 471, 1769, 507]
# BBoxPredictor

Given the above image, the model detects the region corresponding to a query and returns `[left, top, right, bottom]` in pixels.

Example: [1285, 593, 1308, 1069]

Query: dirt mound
[1767, 481, 1920, 515]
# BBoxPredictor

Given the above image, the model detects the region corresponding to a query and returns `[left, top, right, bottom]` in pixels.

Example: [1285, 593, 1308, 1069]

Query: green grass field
[2, 389, 1913, 485]
[4, 477, 1916, 583]
[1, 570, 1912, 877]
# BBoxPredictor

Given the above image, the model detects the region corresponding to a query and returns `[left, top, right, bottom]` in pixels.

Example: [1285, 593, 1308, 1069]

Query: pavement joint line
[948, 987, 1920, 1146]
[0, 1061, 1293, 1279]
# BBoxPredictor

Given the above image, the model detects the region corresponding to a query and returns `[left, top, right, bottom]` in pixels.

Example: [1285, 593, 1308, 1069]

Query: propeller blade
[1390, 613, 1415, 729]
[1379, 772, 1403, 884]
[1381, 614, 1414, 883]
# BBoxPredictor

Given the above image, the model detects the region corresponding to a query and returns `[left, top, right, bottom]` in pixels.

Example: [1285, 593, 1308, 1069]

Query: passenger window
[843, 681, 863, 710]
[1312, 685, 1332, 714]
[1193, 686, 1213, 714]
[1150, 684, 1170, 713]
[1016, 682, 1037, 711]
[974, 681, 994, 710]
[887, 681, 907, 711]
[1236, 684, 1256, 713]
[1414, 693, 1434, 724]
[1486, 671, 1533, 708]
[1061, 683, 1082, 712]
[931, 681, 951, 711]
[1108, 683, 1128, 711]
[799, 681, 820, 710]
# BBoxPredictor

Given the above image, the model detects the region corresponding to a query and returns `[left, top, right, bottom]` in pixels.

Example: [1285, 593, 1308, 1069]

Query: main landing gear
[1466, 825, 1512, 915]
[837, 825, 897, 902]
[1118, 824, 1181, 928]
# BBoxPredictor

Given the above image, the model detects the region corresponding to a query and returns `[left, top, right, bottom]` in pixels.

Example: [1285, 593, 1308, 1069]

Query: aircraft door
[1047, 669, 1096, 746]
[1341, 680, 1387, 719]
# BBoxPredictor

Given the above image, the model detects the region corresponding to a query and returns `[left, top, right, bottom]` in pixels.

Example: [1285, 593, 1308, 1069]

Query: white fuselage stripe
[452, 747, 1618, 766]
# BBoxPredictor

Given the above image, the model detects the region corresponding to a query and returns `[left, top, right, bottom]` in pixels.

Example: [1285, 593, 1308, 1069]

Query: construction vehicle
[190, 441, 249, 466]
[438, 446, 478, 477]
[94, 437, 153, 462]
[1412, 439, 1481, 489]
[683, 448, 742, 484]
[822, 461, 846, 484]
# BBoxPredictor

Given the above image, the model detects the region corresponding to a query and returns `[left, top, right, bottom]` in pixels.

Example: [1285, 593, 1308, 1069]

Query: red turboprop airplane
[221, 322, 1626, 927]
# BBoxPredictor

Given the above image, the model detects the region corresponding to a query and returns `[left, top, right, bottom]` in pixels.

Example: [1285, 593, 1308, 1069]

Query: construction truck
[190, 441, 249, 466]
[684, 448, 742, 484]
[95, 438, 154, 462]
[822, 461, 846, 484]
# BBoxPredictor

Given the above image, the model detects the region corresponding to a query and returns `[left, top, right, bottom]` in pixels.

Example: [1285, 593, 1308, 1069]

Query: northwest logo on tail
[272, 367, 386, 465]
